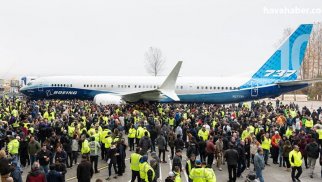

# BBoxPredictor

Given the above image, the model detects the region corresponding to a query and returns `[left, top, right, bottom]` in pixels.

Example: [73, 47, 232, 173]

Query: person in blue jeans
[254, 148, 265, 182]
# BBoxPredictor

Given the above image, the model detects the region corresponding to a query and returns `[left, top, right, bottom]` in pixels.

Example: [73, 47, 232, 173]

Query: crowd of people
[0, 96, 321, 182]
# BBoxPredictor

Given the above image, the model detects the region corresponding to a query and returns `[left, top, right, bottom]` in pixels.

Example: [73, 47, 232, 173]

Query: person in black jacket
[172, 149, 182, 171]
[46, 164, 63, 182]
[77, 155, 93, 182]
[198, 136, 206, 162]
[61, 131, 72, 168]
[37, 144, 52, 174]
[224, 144, 239, 182]
[237, 141, 246, 178]
[305, 139, 320, 178]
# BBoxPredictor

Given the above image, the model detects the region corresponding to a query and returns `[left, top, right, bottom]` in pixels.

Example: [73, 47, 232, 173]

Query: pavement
[20, 146, 322, 182]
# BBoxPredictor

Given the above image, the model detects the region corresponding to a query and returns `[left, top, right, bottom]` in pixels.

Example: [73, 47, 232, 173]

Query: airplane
[20, 24, 320, 105]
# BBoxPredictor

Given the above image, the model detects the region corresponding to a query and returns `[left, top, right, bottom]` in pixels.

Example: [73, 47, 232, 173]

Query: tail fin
[252, 24, 313, 81]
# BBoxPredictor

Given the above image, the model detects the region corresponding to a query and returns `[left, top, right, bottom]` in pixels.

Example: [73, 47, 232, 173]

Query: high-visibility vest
[205, 168, 216, 182]
[92, 133, 100, 142]
[254, 128, 260, 135]
[128, 128, 136, 139]
[189, 168, 210, 182]
[169, 118, 175, 126]
[104, 136, 112, 149]
[198, 130, 209, 141]
[305, 120, 313, 128]
[144, 163, 155, 182]
[174, 172, 181, 182]
[68, 126, 75, 137]
[186, 160, 193, 174]
[130, 153, 141, 171]
[139, 162, 148, 179]
[285, 128, 293, 138]
[136, 127, 144, 139]
[261, 137, 271, 150]
[89, 141, 99, 156]
[81, 139, 90, 154]
[249, 126, 255, 134]
[8, 139, 19, 155]
[317, 129, 322, 140]
[289, 150, 302, 167]
[241, 130, 250, 141]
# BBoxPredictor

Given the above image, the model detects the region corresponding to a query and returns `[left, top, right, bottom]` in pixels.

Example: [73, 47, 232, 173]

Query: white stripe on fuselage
[23, 76, 250, 95]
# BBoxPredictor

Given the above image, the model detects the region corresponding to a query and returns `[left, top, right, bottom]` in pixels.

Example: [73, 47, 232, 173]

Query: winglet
[159, 61, 182, 101]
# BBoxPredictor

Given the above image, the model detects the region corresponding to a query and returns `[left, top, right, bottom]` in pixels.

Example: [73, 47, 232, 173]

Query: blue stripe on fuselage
[160, 84, 308, 103]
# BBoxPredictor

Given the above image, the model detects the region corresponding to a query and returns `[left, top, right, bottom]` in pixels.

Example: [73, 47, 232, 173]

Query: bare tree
[275, 28, 292, 48]
[144, 47, 166, 76]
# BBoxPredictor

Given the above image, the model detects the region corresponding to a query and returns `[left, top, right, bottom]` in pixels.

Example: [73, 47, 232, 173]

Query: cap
[168, 172, 175, 177]
[275, 131, 279, 134]
[195, 159, 201, 165]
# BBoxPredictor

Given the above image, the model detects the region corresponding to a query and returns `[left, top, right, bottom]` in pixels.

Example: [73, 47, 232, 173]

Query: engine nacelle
[93, 94, 124, 105]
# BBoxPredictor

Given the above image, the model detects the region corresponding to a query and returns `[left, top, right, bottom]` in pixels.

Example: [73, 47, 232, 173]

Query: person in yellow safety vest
[143, 127, 150, 138]
[136, 125, 145, 145]
[100, 128, 109, 160]
[173, 166, 181, 182]
[201, 161, 216, 182]
[198, 126, 209, 141]
[104, 132, 113, 161]
[285, 126, 294, 139]
[189, 160, 212, 182]
[80, 135, 90, 155]
[68, 125, 75, 137]
[128, 124, 136, 151]
[130, 147, 142, 182]
[169, 117, 175, 127]
[249, 125, 255, 134]
[316, 126, 322, 148]
[289, 145, 303, 182]
[90, 131, 100, 142]
[212, 119, 217, 129]
[261, 133, 271, 165]
[8, 136, 20, 157]
[11, 107, 19, 118]
[43, 110, 49, 120]
[86, 127, 95, 136]
[305, 117, 313, 131]
[185, 154, 196, 182]
[241, 127, 251, 141]
[139, 155, 155, 182]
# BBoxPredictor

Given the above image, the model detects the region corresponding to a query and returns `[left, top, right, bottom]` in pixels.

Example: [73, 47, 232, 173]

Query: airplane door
[38, 83, 43, 92]
[251, 80, 258, 97]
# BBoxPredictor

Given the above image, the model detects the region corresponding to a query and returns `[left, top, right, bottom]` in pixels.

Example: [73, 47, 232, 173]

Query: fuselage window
[180, 86, 183, 89]
[154, 85, 156, 89]
[209, 86, 212, 89]
[90, 85, 92, 87]
[205, 86, 208, 89]
[197, 86, 199, 89]
[221, 87, 224, 90]
[111, 85, 113, 88]
[128, 85, 130, 88]
[139, 85, 141, 88]
[229, 87, 232, 90]
[135, 85, 137, 88]
[201, 86, 204, 89]
[225, 87, 228, 90]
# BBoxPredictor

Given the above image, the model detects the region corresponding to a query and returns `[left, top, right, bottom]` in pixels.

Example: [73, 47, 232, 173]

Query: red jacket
[205, 140, 216, 154]
[271, 134, 281, 148]
[26, 169, 46, 182]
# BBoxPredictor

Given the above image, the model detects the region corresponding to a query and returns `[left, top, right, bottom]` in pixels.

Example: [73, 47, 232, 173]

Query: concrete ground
[20, 147, 321, 182]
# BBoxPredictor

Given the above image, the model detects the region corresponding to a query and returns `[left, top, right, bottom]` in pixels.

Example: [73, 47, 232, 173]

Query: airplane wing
[121, 61, 183, 102]
[276, 78, 322, 86]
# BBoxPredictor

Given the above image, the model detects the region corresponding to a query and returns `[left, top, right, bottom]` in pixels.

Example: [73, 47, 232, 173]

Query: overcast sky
[0, 0, 321, 79]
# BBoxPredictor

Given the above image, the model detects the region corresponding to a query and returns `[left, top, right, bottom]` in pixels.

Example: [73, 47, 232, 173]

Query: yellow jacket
[8, 139, 19, 155]
[289, 150, 302, 167]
